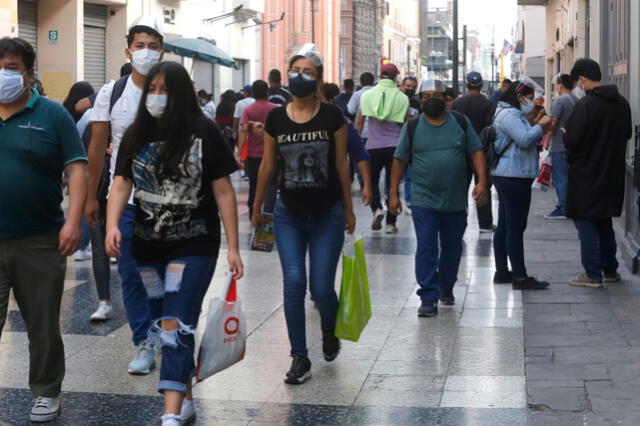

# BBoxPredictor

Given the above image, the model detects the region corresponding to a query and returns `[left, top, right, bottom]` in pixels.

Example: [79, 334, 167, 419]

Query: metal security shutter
[84, 3, 107, 90]
[18, 0, 38, 53]
[192, 60, 214, 93]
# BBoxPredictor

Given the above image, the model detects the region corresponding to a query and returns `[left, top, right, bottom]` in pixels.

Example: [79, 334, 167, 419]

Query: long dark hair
[499, 80, 534, 110]
[215, 89, 237, 117]
[62, 81, 94, 122]
[120, 61, 204, 180]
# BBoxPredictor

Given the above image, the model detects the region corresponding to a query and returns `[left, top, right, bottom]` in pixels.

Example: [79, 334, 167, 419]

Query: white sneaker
[30, 396, 60, 422]
[73, 246, 92, 261]
[128, 339, 156, 375]
[180, 399, 197, 423]
[110, 257, 118, 264]
[161, 414, 181, 426]
[90, 302, 113, 321]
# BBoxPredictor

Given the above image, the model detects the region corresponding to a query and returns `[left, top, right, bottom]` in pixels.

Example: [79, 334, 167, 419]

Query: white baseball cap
[128, 15, 163, 36]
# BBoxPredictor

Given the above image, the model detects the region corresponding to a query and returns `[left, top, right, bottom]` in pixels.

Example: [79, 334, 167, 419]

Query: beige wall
[37, 0, 82, 101]
[106, 4, 128, 82]
[0, 0, 17, 37]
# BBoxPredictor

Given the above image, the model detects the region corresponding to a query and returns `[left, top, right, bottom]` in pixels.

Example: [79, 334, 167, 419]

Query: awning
[163, 38, 240, 70]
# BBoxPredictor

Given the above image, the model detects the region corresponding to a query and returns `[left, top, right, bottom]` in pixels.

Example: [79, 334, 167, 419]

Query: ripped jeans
[137, 256, 216, 394]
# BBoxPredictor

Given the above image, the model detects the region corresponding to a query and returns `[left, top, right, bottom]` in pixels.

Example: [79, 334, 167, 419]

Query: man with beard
[389, 79, 488, 317]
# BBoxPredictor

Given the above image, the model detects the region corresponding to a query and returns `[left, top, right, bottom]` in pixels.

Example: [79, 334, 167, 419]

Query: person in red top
[238, 80, 280, 217]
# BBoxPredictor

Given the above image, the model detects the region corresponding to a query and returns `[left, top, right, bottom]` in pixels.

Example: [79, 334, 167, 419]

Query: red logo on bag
[224, 317, 239, 335]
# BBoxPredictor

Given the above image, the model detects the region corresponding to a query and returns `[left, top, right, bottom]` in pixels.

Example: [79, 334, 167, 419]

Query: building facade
[262, 0, 341, 85]
[382, 0, 420, 77]
[0, 0, 261, 102]
[512, 5, 545, 88]
[424, 4, 453, 82]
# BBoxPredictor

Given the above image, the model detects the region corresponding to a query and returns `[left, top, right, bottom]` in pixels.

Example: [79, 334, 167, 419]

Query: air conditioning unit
[232, 0, 264, 21]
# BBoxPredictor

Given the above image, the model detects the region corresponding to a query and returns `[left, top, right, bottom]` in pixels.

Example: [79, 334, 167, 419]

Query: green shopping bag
[335, 236, 371, 342]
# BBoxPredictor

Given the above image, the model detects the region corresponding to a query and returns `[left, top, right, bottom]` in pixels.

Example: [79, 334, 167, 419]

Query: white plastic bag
[196, 273, 246, 381]
[532, 150, 553, 191]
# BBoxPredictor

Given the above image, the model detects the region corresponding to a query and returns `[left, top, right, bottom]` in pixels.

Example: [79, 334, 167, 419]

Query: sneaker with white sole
[73, 246, 92, 261]
[384, 224, 398, 234]
[479, 225, 496, 234]
[30, 396, 60, 422]
[371, 209, 385, 230]
[128, 339, 156, 375]
[90, 302, 113, 321]
[544, 208, 567, 220]
[161, 414, 181, 426]
[569, 273, 603, 288]
[180, 399, 196, 423]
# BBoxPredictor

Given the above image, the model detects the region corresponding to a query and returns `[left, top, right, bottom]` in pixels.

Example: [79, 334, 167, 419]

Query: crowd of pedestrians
[0, 14, 634, 425]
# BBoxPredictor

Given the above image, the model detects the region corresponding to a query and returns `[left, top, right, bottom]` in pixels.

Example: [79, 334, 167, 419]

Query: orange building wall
[262, 0, 341, 84]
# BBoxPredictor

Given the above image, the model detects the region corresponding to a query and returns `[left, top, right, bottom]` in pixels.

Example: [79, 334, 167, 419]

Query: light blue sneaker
[128, 339, 156, 375]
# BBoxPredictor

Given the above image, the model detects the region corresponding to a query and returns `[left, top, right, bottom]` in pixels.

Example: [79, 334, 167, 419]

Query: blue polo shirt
[0, 89, 87, 238]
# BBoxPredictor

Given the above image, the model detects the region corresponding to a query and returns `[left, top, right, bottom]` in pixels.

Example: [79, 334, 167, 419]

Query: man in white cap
[86, 16, 163, 374]
[389, 78, 488, 317]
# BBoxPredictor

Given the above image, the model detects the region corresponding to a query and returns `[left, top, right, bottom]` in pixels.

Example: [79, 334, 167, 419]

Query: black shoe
[417, 301, 438, 317]
[493, 271, 514, 284]
[439, 290, 455, 305]
[322, 327, 341, 362]
[284, 356, 312, 385]
[512, 276, 550, 290]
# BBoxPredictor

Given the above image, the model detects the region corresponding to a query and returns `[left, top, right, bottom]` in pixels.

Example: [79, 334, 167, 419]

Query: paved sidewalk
[0, 178, 638, 425]
[523, 190, 640, 426]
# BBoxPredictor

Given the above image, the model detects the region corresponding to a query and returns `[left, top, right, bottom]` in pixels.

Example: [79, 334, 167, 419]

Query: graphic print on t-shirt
[277, 131, 330, 189]
[132, 138, 206, 241]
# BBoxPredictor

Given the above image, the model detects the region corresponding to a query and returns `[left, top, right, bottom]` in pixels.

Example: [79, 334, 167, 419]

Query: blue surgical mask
[0, 69, 26, 103]
[575, 87, 586, 98]
[288, 71, 318, 98]
[521, 98, 534, 114]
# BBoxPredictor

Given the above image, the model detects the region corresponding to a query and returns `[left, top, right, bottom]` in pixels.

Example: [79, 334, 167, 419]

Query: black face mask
[423, 98, 446, 118]
[288, 74, 318, 98]
[404, 89, 416, 98]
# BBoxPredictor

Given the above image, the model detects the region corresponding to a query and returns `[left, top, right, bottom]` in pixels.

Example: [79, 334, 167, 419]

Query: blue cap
[466, 71, 483, 87]
[242, 84, 252, 94]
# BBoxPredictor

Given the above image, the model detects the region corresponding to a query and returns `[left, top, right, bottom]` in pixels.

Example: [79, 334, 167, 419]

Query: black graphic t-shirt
[265, 103, 345, 216]
[115, 117, 238, 261]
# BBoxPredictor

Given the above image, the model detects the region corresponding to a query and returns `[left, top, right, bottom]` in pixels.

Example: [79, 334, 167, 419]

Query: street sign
[48, 30, 58, 45]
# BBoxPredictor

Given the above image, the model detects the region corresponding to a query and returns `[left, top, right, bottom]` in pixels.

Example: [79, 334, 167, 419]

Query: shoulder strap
[449, 110, 468, 133]
[109, 76, 129, 114]
[407, 115, 420, 148]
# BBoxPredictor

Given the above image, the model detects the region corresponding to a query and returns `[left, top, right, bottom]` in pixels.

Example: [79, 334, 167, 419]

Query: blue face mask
[288, 72, 318, 98]
[521, 98, 534, 114]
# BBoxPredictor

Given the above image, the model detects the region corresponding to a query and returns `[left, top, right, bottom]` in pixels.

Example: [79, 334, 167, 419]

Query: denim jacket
[491, 101, 544, 179]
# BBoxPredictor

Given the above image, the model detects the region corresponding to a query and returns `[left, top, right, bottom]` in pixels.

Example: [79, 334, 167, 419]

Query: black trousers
[368, 147, 397, 225]
[474, 172, 493, 229]
[246, 156, 277, 218]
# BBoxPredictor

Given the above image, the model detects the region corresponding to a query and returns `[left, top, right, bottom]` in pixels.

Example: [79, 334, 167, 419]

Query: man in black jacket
[564, 58, 632, 288]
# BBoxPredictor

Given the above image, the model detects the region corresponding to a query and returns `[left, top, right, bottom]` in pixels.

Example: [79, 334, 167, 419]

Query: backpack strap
[109, 76, 129, 114]
[449, 110, 468, 133]
[406, 115, 421, 161]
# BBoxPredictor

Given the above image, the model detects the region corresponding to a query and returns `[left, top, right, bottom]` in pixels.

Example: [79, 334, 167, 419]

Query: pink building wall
[262, 0, 341, 84]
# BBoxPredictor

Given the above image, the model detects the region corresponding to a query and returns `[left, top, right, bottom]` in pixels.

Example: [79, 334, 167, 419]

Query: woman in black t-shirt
[252, 45, 356, 385]
[105, 62, 243, 426]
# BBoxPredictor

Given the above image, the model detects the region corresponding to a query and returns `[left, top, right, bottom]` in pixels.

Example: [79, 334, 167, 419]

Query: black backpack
[480, 109, 512, 168]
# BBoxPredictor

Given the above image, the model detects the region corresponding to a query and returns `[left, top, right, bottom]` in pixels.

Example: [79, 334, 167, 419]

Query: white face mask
[0, 69, 26, 103]
[131, 49, 161, 76]
[145, 94, 167, 118]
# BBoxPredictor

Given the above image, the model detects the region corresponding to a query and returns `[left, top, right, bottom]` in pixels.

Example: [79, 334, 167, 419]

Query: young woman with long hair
[252, 45, 356, 384]
[105, 61, 243, 425]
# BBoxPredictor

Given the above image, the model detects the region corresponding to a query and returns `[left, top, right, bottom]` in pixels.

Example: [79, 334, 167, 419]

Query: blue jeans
[273, 199, 345, 357]
[79, 217, 90, 250]
[574, 219, 619, 281]
[404, 164, 412, 205]
[412, 206, 467, 303]
[551, 151, 568, 212]
[138, 256, 216, 394]
[493, 177, 533, 279]
[119, 205, 153, 345]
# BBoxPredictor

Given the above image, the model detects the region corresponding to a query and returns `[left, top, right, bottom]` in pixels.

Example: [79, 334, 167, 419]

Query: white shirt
[233, 97, 255, 119]
[202, 100, 216, 119]
[91, 76, 142, 204]
[348, 86, 372, 138]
